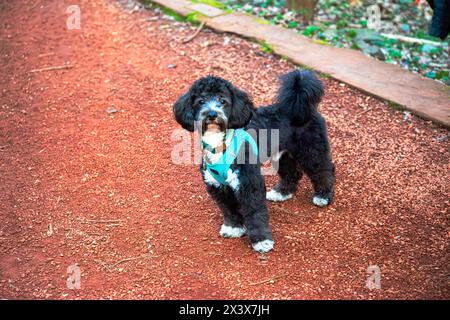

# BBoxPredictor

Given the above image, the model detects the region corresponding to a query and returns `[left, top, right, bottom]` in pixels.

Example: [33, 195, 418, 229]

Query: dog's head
[173, 76, 255, 133]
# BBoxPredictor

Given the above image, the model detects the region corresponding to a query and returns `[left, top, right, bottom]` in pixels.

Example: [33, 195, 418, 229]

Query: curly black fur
[250, 69, 335, 201]
[173, 76, 254, 131]
[173, 69, 335, 252]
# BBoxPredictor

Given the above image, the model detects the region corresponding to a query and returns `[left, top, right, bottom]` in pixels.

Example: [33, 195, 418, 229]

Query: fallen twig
[30, 64, 73, 73]
[249, 273, 289, 286]
[83, 219, 123, 224]
[274, 206, 292, 214]
[105, 223, 122, 228]
[94, 259, 112, 271]
[182, 21, 206, 43]
[110, 255, 147, 268]
[355, 107, 373, 118]
[381, 33, 447, 47]
[208, 252, 223, 256]
[38, 53, 55, 58]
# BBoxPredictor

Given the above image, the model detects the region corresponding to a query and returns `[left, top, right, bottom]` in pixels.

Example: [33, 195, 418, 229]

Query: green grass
[186, 11, 205, 25]
[140, 1, 206, 25]
[319, 72, 332, 79]
[313, 39, 329, 46]
[297, 64, 314, 71]
[387, 101, 406, 112]
[255, 17, 271, 25]
[160, 6, 186, 22]
[259, 41, 274, 54]
[191, 0, 225, 9]
[302, 25, 322, 37]
[414, 29, 446, 43]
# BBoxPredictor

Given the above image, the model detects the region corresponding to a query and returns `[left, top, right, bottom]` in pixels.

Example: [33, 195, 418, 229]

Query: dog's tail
[276, 69, 324, 126]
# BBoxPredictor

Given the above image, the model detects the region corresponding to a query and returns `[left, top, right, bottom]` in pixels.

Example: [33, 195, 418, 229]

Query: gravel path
[0, 0, 448, 299]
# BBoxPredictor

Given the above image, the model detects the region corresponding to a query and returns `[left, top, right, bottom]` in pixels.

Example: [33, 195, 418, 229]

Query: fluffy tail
[276, 69, 324, 126]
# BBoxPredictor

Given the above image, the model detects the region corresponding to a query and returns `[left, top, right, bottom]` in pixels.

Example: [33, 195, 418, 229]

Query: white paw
[312, 196, 329, 207]
[252, 239, 274, 253]
[266, 189, 292, 202]
[219, 224, 246, 238]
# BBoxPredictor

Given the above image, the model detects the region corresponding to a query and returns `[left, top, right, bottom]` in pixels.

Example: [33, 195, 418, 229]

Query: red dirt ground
[0, 0, 449, 299]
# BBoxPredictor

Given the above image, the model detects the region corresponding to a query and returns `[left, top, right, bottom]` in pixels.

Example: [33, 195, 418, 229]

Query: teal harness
[202, 129, 259, 186]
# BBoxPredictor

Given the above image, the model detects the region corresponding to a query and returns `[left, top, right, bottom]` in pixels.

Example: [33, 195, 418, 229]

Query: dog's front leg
[239, 198, 274, 253]
[207, 185, 246, 238]
[235, 172, 274, 253]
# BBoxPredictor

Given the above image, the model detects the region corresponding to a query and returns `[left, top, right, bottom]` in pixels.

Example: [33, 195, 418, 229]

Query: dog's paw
[312, 196, 330, 207]
[219, 224, 246, 238]
[266, 189, 292, 202]
[252, 239, 274, 253]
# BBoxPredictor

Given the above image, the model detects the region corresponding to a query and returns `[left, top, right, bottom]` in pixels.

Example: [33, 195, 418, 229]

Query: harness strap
[203, 129, 258, 186]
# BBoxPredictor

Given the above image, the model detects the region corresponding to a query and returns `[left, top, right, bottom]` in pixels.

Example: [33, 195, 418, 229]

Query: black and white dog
[173, 69, 335, 253]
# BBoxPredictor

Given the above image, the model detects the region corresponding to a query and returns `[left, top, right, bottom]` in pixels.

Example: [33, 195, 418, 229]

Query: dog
[173, 69, 335, 253]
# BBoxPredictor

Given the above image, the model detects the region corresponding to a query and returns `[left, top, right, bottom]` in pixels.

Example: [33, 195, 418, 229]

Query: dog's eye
[199, 99, 205, 104]
[220, 98, 226, 104]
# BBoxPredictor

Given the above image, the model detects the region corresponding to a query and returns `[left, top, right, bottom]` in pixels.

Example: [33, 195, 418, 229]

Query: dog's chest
[203, 167, 240, 191]
[202, 149, 240, 191]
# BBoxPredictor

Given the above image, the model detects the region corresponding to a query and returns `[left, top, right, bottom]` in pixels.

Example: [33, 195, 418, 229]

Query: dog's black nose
[207, 110, 217, 118]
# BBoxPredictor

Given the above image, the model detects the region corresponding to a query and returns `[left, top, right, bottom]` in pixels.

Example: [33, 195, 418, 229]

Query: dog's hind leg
[266, 151, 302, 202]
[306, 165, 335, 207]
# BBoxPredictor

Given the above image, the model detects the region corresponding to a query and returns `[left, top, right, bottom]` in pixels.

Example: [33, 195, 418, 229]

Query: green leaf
[347, 29, 357, 38]
[388, 48, 402, 59]
[303, 25, 322, 37]
[287, 21, 298, 29]
[336, 20, 348, 29]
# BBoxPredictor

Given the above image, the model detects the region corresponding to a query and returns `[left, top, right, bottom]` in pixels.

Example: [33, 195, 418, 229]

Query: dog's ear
[173, 90, 195, 132]
[228, 85, 255, 129]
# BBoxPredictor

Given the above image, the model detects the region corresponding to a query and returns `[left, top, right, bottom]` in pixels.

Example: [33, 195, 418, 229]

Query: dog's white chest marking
[202, 131, 224, 148]
[225, 169, 240, 191]
[203, 168, 240, 191]
[203, 149, 222, 164]
[203, 169, 221, 188]
[202, 129, 240, 191]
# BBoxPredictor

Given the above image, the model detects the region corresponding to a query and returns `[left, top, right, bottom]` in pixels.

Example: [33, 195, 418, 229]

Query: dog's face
[173, 76, 255, 133]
